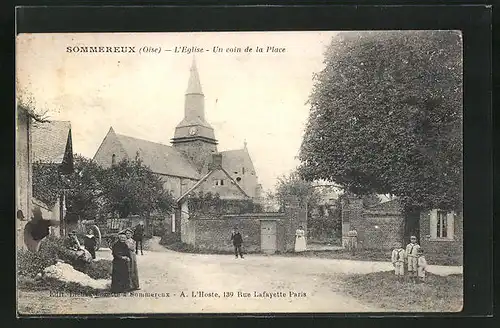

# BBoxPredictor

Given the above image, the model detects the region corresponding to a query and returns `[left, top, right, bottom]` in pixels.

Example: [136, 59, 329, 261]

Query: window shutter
[171, 213, 176, 232]
[429, 209, 437, 239]
[447, 211, 454, 240]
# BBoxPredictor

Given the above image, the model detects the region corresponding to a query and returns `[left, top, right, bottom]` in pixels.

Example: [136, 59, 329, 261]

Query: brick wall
[193, 218, 262, 252]
[419, 210, 463, 258]
[354, 213, 404, 250]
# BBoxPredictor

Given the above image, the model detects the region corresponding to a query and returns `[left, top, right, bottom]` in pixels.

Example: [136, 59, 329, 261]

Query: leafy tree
[100, 157, 175, 218]
[32, 154, 104, 222]
[299, 31, 462, 236]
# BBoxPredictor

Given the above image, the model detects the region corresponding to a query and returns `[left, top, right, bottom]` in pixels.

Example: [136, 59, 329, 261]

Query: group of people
[110, 223, 144, 293]
[391, 235, 428, 283]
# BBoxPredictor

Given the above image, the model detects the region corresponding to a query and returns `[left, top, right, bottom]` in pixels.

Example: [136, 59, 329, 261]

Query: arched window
[112, 154, 116, 165]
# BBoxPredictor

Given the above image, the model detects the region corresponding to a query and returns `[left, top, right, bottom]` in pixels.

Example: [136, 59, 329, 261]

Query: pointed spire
[186, 56, 203, 95]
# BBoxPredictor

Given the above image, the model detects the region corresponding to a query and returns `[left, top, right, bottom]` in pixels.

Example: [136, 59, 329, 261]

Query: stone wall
[178, 196, 304, 253]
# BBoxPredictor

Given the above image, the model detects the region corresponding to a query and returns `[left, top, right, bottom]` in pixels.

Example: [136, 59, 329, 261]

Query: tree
[272, 171, 321, 210]
[32, 154, 105, 222]
[99, 157, 175, 218]
[299, 31, 462, 236]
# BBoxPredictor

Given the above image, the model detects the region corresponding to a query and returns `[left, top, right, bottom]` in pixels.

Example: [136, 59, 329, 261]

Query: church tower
[172, 58, 218, 172]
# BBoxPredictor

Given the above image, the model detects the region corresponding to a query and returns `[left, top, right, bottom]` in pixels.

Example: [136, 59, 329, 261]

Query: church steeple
[172, 58, 218, 173]
[186, 57, 203, 95]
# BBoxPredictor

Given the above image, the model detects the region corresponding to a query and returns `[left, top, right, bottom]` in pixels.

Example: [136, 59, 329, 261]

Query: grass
[282, 248, 462, 266]
[340, 270, 463, 312]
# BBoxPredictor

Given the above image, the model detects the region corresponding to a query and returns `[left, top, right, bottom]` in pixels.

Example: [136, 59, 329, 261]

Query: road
[18, 238, 462, 315]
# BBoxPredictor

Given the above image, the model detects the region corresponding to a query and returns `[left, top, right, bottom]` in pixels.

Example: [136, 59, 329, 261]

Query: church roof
[220, 148, 256, 175]
[32, 120, 72, 164]
[114, 133, 200, 180]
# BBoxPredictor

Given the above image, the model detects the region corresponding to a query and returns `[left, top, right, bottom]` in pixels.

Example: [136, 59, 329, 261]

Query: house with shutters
[341, 194, 463, 257]
[419, 209, 462, 258]
[93, 58, 263, 210]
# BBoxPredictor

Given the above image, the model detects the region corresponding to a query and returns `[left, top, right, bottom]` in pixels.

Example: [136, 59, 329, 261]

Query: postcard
[16, 30, 463, 315]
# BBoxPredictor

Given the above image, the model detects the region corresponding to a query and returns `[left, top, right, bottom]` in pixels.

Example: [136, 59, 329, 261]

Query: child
[391, 242, 406, 281]
[405, 235, 421, 282]
[417, 248, 428, 283]
[84, 229, 97, 260]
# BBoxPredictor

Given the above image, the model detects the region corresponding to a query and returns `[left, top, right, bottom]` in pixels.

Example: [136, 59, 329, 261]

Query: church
[93, 59, 263, 203]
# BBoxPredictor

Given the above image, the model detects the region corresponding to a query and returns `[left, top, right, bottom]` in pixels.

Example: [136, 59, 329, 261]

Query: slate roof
[32, 121, 71, 164]
[114, 133, 201, 180]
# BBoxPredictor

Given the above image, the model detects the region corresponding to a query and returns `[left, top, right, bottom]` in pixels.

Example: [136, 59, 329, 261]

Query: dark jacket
[84, 235, 97, 249]
[133, 225, 144, 241]
[231, 232, 243, 246]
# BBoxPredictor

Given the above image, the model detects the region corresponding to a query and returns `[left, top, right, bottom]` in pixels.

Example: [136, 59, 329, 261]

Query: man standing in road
[133, 221, 144, 255]
[230, 227, 244, 259]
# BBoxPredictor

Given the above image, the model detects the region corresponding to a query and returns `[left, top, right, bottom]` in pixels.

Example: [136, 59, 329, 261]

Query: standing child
[417, 249, 428, 283]
[391, 242, 406, 281]
[405, 235, 421, 283]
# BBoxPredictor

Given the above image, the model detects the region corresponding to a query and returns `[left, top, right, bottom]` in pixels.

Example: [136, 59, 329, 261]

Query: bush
[17, 236, 112, 279]
[79, 260, 112, 279]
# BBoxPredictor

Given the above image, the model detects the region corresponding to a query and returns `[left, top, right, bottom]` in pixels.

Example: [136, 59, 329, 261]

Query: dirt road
[18, 239, 462, 315]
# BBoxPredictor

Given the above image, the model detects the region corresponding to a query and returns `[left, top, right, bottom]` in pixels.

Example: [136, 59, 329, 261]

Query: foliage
[299, 31, 463, 213]
[99, 158, 175, 218]
[33, 155, 104, 223]
[270, 171, 323, 210]
[187, 191, 263, 215]
[33, 156, 176, 223]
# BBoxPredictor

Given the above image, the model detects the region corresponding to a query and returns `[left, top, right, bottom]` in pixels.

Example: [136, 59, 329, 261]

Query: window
[220, 179, 224, 186]
[236, 177, 242, 182]
[111, 154, 116, 165]
[242, 167, 245, 174]
[214, 179, 224, 186]
[437, 210, 447, 238]
[430, 209, 455, 240]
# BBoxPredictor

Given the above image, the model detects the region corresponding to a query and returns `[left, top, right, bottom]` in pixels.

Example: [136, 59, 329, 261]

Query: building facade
[93, 59, 262, 201]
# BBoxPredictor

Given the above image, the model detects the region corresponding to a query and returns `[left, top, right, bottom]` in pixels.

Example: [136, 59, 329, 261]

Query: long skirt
[294, 236, 307, 252]
[111, 259, 130, 293]
[128, 252, 140, 290]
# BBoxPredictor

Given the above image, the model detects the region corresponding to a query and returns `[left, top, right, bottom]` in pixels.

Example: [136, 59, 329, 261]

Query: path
[18, 238, 462, 314]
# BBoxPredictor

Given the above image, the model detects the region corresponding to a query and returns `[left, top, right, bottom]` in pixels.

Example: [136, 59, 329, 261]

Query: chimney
[209, 153, 223, 170]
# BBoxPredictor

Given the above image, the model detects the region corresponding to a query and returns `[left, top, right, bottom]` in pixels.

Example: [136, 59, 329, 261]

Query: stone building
[93, 59, 262, 202]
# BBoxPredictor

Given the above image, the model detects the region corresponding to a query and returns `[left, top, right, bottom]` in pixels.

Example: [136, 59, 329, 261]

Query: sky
[16, 31, 337, 192]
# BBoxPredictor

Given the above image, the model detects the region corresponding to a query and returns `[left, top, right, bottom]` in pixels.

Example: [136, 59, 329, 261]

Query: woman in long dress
[111, 232, 131, 293]
[125, 229, 140, 290]
[294, 225, 307, 252]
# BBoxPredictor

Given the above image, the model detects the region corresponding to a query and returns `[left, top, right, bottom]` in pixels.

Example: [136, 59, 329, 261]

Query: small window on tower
[112, 154, 116, 165]
[220, 179, 224, 186]
[242, 167, 245, 174]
